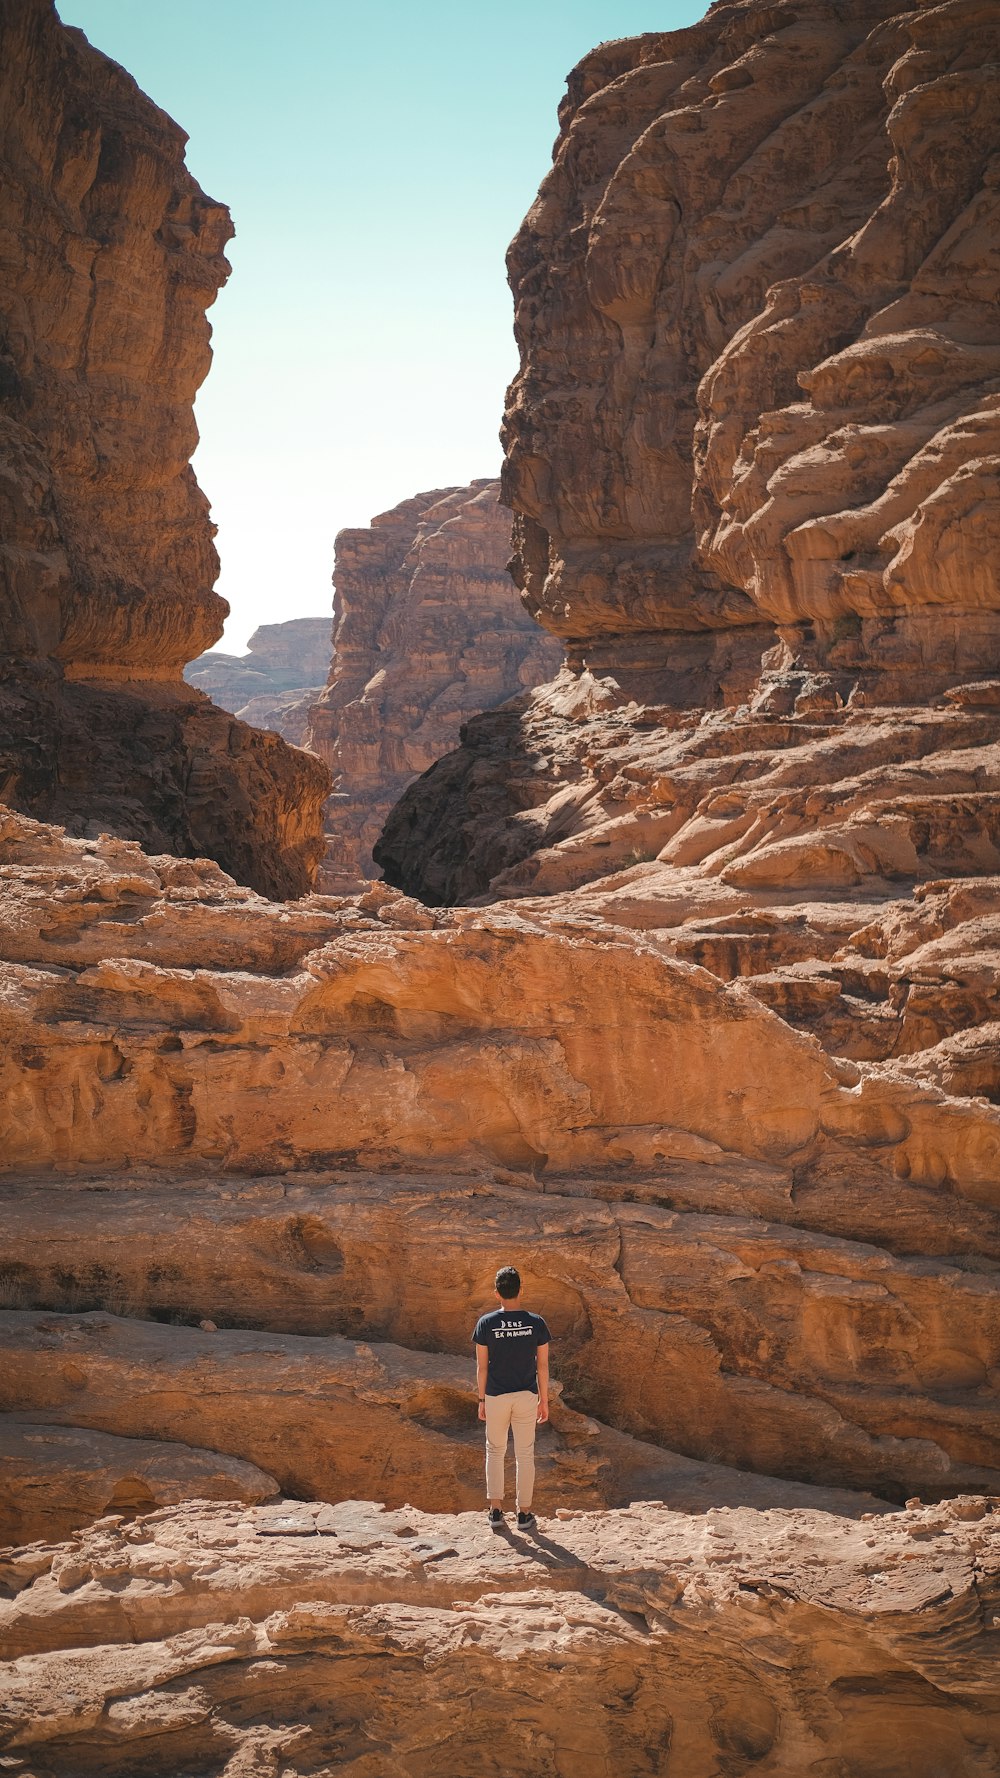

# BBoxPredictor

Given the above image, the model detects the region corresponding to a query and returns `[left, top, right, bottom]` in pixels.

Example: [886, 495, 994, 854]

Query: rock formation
[0, 1420, 277, 1547]
[378, 0, 1000, 893]
[3, 1496, 998, 1775]
[185, 617, 332, 745]
[4, 0, 1000, 1767]
[0, 0, 328, 897]
[306, 481, 560, 887]
[2, 807, 999, 1506]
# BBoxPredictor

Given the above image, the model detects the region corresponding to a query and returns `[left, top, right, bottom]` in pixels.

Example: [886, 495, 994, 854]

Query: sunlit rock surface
[306, 481, 560, 888]
[2, 809, 999, 1502]
[3, 0, 1000, 1767]
[0, 0, 328, 897]
[380, 0, 1000, 891]
[185, 619, 332, 745]
[500, 0, 1000, 693]
[2, 1497, 999, 1775]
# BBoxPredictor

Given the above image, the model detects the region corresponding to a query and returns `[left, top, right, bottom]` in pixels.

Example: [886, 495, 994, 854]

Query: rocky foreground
[2, 0, 1000, 1767]
[1, 1496, 998, 1774]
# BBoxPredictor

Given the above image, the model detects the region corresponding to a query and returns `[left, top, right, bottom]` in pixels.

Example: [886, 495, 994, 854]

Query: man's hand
[475, 1344, 488, 1420]
[536, 1343, 550, 1424]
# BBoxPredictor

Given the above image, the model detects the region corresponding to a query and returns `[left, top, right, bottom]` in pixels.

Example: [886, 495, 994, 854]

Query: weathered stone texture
[185, 618, 331, 743]
[0, 1172, 996, 1503]
[1, 810, 999, 1504]
[0, 1419, 277, 1547]
[0, 1307, 886, 1536]
[0, 0, 328, 896]
[1, 1497, 999, 1775]
[380, 0, 1000, 897]
[4, 2, 1000, 1766]
[501, 0, 1000, 702]
[306, 480, 560, 887]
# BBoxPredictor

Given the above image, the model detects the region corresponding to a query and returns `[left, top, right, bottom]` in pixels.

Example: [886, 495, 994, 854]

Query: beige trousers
[484, 1390, 538, 1508]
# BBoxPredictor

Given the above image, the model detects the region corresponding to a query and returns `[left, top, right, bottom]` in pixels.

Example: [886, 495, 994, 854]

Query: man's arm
[536, 1342, 549, 1423]
[476, 1344, 488, 1420]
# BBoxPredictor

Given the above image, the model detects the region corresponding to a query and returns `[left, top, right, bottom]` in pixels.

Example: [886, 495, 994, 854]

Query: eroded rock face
[3, 3, 1000, 1763]
[1, 809, 999, 1503]
[0, 1307, 888, 1530]
[2, 1497, 999, 1775]
[0, 0, 328, 897]
[0, 1419, 277, 1547]
[185, 618, 331, 744]
[1, 1173, 996, 1502]
[306, 481, 560, 887]
[501, 0, 1000, 705]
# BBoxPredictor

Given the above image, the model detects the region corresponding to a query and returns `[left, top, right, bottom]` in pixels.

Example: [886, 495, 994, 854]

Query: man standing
[472, 1264, 550, 1529]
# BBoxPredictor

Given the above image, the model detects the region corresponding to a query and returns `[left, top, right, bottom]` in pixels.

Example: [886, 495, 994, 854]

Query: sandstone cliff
[185, 617, 331, 745]
[2, 808, 999, 1509]
[4, 1, 1000, 1768]
[379, 0, 1000, 894]
[306, 481, 560, 887]
[0, 0, 328, 897]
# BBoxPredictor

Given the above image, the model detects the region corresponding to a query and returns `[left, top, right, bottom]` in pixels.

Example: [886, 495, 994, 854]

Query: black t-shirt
[472, 1308, 551, 1395]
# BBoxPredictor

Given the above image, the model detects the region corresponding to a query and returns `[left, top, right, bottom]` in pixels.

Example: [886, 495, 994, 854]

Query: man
[472, 1264, 550, 1529]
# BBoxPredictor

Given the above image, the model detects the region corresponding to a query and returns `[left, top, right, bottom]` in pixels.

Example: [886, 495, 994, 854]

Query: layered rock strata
[1, 1169, 998, 1502]
[1, 809, 999, 1504]
[1, 1497, 998, 1775]
[380, 0, 1000, 889]
[0, 0, 327, 897]
[4, 0, 1000, 1764]
[0, 1420, 277, 1547]
[306, 481, 560, 887]
[185, 618, 332, 744]
[501, 0, 1000, 693]
[0, 1307, 885, 1543]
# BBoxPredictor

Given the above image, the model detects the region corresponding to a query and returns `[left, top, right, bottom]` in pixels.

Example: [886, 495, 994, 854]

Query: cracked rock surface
[1, 1496, 999, 1775]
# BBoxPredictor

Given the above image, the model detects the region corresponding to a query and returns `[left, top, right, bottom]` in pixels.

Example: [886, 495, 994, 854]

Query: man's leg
[510, 1391, 538, 1512]
[484, 1394, 514, 1506]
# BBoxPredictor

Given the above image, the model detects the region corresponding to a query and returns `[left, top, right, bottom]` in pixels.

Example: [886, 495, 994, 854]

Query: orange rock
[0, 1308, 885, 1524]
[1, 1497, 998, 1773]
[501, 0, 1000, 703]
[307, 481, 560, 887]
[2, 17, 1000, 1767]
[0, 0, 328, 897]
[1, 1173, 996, 1500]
[0, 1418, 277, 1546]
[185, 619, 332, 744]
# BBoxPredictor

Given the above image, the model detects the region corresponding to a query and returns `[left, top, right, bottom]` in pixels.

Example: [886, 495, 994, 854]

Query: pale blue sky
[58, 2, 703, 650]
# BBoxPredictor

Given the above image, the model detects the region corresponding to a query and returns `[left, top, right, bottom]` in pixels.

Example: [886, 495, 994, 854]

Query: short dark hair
[495, 1265, 521, 1299]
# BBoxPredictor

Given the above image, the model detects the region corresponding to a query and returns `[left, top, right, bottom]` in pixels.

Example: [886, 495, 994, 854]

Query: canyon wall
[0, 0, 328, 898]
[379, 0, 1000, 896]
[4, 1, 1000, 1771]
[307, 481, 561, 887]
[3, 805, 999, 1510]
[185, 617, 332, 744]
[503, 0, 1000, 695]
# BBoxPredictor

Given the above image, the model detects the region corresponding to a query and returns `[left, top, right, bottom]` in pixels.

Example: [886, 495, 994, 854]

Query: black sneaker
[487, 1507, 504, 1528]
[516, 1509, 536, 1529]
